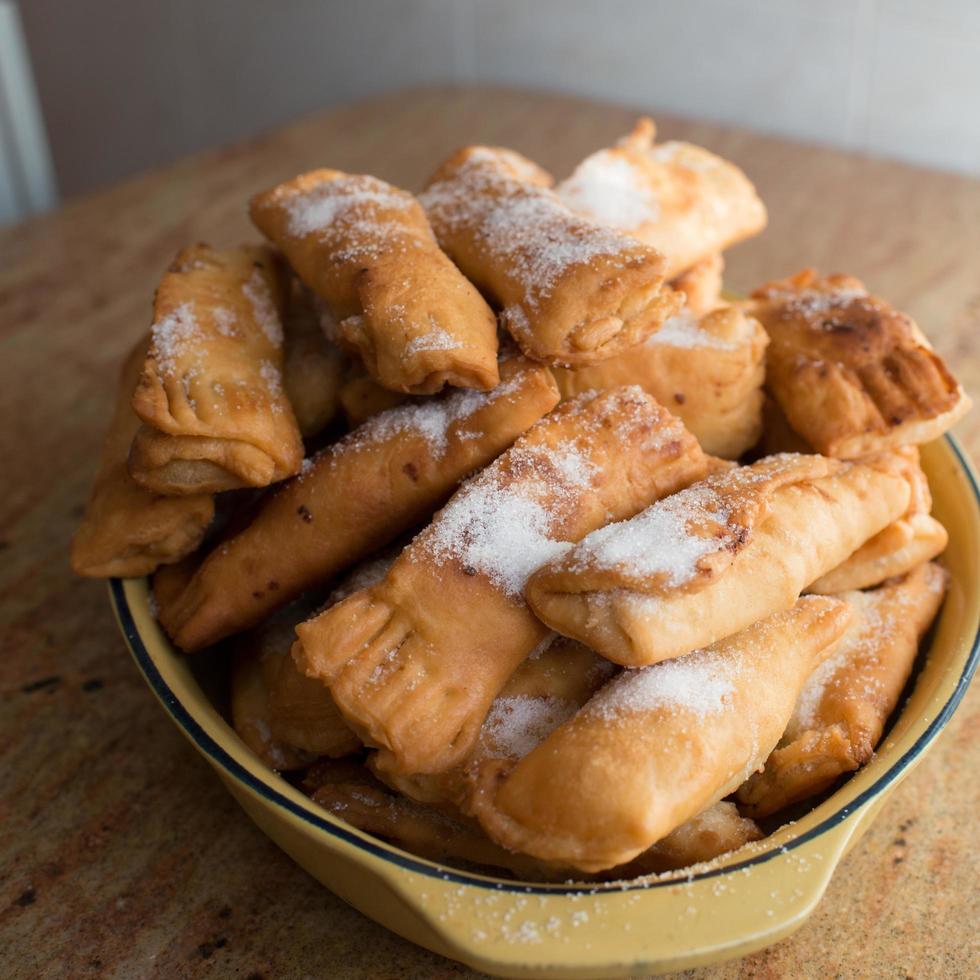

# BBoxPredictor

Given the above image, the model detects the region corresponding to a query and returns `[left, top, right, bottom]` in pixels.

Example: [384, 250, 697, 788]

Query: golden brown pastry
[421, 145, 680, 365]
[294, 388, 712, 777]
[250, 170, 499, 394]
[755, 395, 814, 456]
[71, 338, 215, 578]
[129, 244, 304, 494]
[557, 119, 767, 278]
[551, 304, 767, 459]
[156, 356, 558, 652]
[670, 253, 724, 316]
[751, 269, 971, 458]
[468, 596, 851, 872]
[809, 448, 947, 594]
[230, 637, 318, 773]
[371, 635, 616, 809]
[527, 452, 914, 666]
[738, 562, 947, 817]
[281, 279, 345, 438]
[338, 363, 410, 428]
[302, 758, 570, 880]
[611, 803, 763, 877]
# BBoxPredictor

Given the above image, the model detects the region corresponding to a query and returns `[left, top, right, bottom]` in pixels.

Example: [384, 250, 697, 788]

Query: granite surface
[1, 87, 978, 979]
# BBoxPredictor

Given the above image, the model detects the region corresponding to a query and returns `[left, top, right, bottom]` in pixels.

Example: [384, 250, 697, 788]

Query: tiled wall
[19, 0, 980, 200]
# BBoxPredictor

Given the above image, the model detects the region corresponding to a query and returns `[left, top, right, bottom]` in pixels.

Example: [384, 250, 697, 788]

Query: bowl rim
[110, 434, 980, 896]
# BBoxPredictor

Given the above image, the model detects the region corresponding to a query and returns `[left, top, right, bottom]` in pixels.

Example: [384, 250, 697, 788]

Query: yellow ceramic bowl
[109, 436, 980, 979]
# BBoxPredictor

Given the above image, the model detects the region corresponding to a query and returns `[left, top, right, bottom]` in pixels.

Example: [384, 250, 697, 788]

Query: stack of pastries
[72, 118, 971, 881]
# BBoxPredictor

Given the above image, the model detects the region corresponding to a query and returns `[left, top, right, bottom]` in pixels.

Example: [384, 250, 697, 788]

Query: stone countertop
[1, 87, 978, 979]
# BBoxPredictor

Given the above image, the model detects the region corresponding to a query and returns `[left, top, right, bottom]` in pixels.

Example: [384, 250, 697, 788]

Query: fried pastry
[250, 170, 499, 394]
[281, 279, 345, 437]
[551, 304, 767, 459]
[230, 631, 318, 773]
[421, 146, 680, 365]
[70, 338, 214, 578]
[670, 253, 724, 316]
[557, 118, 767, 278]
[755, 395, 814, 456]
[262, 559, 399, 758]
[129, 244, 304, 494]
[468, 596, 851, 871]
[738, 562, 947, 817]
[338, 362, 410, 427]
[612, 803, 763, 877]
[527, 452, 914, 666]
[156, 356, 558, 651]
[294, 387, 712, 776]
[809, 448, 947, 593]
[371, 635, 616, 809]
[302, 758, 571, 880]
[751, 269, 971, 458]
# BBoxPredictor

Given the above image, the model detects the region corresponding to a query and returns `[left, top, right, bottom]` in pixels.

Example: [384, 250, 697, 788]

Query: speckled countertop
[1, 88, 978, 979]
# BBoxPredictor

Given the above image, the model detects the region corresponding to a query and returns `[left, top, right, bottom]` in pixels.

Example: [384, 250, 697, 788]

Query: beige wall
[19, 0, 980, 199]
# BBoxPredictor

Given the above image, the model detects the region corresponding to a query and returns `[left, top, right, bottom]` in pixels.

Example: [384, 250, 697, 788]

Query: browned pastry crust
[293, 388, 712, 777]
[281, 279, 345, 438]
[527, 452, 914, 666]
[809, 447, 947, 593]
[338, 362, 411, 428]
[551, 304, 768, 459]
[250, 170, 499, 394]
[467, 596, 850, 871]
[557, 119, 767, 278]
[751, 269, 971, 458]
[155, 356, 559, 652]
[738, 562, 948, 817]
[371, 635, 617, 810]
[70, 338, 214, 578]
[129, 243, 304, 494]
[421, 146, 680, 365]
[670, 254, 725, 317]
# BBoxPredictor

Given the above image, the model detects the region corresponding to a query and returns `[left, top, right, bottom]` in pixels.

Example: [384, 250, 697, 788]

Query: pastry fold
[70, 338, 214, 578]
[468, 596, 851, 871]
[250, 170, 499, 394]
[370, 635, 616, 810]
[557, 119, 767, 278]
[751, 269, 971, 458]
[738, 562, 947, 817]
[129, 243, 304, 494]
[809, 448, 947, 594]
[552, 304, 768, 459]
[421, 146, 680, 365]
[281, 279, 345, 437]
[294, 387, 712, 776]
[338, 362, 410, 428]
[527, 452, 914, 666]
[156, 356, 558, 651]
[670, 253, 724, 317]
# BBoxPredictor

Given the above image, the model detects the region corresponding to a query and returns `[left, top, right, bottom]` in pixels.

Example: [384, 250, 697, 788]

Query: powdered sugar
[404, 326, 462, 356]
[421, 149, 633, 308]
[557, 151, 660, 228]
[587, 648, 737, 721]
[281, 174, 414, 238]
[482, 695, 579, 759]
[212, 306, 239, 338]
[647, 311, 738, 351]
[355, 369, 522, 458]
[242, 270, 284, 347]
[258, 359, 283, 398]
[572, 484, 732, 585]
[151, 303, 200, 376]
[419, 443, 596, 596]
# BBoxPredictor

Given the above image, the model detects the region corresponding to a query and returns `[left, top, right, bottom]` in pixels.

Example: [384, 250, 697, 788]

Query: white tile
[472, 0, 861, 146]
[866, 13, 980, 174]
